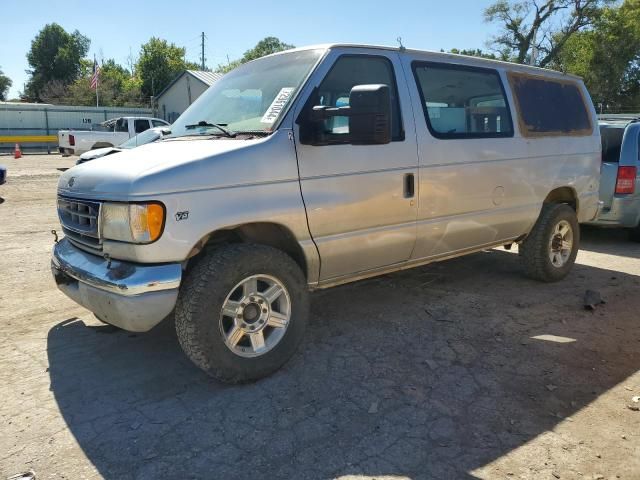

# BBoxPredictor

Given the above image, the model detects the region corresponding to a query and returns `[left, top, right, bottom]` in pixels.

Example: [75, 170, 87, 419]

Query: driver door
[294, 50, 419, 282]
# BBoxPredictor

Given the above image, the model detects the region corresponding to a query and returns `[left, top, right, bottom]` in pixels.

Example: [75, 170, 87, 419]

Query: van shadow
[47, 248, 640, 480]
[580, 225, 640, 259]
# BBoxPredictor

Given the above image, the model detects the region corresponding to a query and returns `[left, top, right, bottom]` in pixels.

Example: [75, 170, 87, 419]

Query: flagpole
[95, 55, 99, 108]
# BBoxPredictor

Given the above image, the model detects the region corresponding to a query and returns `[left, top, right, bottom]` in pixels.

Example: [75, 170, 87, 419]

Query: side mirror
[298, 84, 392, 145]
[348, 84, 392, 145]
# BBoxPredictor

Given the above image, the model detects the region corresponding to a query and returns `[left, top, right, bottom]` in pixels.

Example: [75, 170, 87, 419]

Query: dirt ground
[0, 154, 639, 480]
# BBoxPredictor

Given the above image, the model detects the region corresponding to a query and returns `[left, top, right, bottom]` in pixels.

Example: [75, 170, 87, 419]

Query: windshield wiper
[184, 121, 236, 138]
[234, 130, 272, 136]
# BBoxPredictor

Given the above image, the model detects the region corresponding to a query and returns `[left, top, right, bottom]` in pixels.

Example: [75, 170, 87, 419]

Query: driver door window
[313, 55, 403, 141]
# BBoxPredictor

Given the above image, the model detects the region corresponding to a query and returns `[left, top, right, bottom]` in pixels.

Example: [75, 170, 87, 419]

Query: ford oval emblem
[68, 177, 75, 188]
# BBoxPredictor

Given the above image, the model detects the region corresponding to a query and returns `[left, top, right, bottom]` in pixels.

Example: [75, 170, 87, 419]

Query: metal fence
[0, 103, 154, 153]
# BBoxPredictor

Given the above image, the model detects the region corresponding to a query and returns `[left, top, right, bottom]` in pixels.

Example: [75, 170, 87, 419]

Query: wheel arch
[187, 222, 310, 280]
[543, 186, 578, 213]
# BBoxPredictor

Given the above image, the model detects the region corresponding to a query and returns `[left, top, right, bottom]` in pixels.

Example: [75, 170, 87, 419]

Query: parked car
[58, 116, 169, 156]
[0, 165, 6, 185]
[76, 127, 171, 165]
[586, 117, 640, 240]
[51, 44, 601, 383]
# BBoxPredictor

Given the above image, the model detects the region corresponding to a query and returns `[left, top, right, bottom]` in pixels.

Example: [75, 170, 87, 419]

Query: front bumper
[51, 238, 182, 332]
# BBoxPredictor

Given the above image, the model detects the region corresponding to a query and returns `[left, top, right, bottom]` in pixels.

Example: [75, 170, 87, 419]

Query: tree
[24, 23, 90, 101]
[40, 57, 147, 108]
[448, 48, 501, 60]
[240, 37, 294, 63]
[557, 0, 640, 110]
[484, 0, 613, 67]
[217, 37, 295, 73]
[136, 38, 196, 98]
[0, 67, 11, 101]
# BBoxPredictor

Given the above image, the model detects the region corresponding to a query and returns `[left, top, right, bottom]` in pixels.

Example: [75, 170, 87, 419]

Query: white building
[155, 70, 222, 123]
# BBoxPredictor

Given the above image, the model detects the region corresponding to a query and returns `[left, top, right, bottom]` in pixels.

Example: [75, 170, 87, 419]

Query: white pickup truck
[58, 116, 169, 156]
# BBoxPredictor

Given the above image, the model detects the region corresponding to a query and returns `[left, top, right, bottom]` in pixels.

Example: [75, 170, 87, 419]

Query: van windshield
[170, 49, 324, 137]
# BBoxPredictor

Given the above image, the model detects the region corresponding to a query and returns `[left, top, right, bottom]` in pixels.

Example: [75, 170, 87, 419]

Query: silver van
[586, 117, 640, 240]
[51, 44, 601, 382]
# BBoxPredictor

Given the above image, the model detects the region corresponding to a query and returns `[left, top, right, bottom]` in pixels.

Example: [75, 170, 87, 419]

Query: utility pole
[200, 32, 206, 70]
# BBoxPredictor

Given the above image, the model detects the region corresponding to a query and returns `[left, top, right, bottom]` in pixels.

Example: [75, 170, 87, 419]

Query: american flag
[90, 59, 100, 90]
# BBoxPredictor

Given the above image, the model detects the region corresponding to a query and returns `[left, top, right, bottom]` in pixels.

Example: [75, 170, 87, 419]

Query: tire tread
[175, 243, 308, 383]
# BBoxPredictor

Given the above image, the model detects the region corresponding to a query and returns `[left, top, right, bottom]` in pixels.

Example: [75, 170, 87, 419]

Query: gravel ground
[0, 154, 639, 480]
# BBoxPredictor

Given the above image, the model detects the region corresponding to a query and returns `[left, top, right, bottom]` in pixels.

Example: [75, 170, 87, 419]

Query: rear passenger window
[412, 62, 513, 139]
[600, 127, 624, 163]
[152, 120, 168, 127]
[508, 73, 592, 137]
[134, 119, 150, 133]
[115, 118, 128, 132]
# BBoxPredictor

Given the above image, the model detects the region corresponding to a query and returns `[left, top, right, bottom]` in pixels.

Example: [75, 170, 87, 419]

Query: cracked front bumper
[51, 238, 182, 332]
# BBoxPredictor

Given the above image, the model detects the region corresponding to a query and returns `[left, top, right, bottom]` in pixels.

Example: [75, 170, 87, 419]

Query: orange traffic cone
[14, 143, 22, 159]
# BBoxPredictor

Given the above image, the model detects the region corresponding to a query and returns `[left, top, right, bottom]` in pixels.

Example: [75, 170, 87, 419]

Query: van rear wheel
[175, 244, 309, 383]
[519, 203, 579, 282]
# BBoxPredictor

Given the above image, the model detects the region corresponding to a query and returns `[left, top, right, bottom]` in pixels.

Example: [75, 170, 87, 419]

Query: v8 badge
[175, 211, 189, 221]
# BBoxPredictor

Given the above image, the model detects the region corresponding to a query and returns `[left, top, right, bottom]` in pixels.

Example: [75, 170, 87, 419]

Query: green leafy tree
[24, 23, 90, 101]
[117, 76, 146, 107]
[137, 38, 195, 97]
[484, 0, 613, 67]
[0, 67, 12, 101]
[447, 48, 500, 60]
[557, 0, 640, 111]
[217, 37, 295, 73]
[42, 58, 147, 107]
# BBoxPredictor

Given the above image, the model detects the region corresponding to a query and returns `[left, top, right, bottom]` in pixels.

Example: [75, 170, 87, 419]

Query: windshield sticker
[260, 87, 295, 124]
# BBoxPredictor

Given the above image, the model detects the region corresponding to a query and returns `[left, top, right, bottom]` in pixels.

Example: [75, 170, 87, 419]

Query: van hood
[57, 134, 284, 200]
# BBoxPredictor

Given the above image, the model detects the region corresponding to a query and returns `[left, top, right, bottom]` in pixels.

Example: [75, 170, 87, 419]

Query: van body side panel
[402, 54, 600, 261]
[293, 48, 420, 281]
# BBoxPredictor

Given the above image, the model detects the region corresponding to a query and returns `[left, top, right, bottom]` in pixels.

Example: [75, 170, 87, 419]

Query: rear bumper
[51, 238, 182, 331]
[586, 195, 640, 228]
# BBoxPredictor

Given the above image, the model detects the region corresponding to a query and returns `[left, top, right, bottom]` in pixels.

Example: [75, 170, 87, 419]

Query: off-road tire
[175, 243, 309, 383]
[519, 203, 579, 282]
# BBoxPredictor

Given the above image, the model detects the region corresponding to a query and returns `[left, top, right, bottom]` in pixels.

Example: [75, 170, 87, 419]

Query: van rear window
[600, 126, 624, 163]
[508, 73, 592, 137]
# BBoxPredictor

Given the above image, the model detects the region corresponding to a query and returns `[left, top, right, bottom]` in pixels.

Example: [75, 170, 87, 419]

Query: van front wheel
[519, 204, 579, 282]
[175, 244, 309, 383]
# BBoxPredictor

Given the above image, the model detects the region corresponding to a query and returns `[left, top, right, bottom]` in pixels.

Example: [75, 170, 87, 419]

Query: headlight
[101, 202, 165, 243]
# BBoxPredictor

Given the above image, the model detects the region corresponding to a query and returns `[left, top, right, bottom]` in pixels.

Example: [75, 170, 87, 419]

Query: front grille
[57, 196, 103, 252]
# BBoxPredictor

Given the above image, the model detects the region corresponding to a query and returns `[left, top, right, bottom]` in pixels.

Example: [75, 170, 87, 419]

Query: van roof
[266, 43, 583, 81]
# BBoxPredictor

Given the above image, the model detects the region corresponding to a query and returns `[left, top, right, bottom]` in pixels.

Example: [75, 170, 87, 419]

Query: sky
[0, 0, 500, 99]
